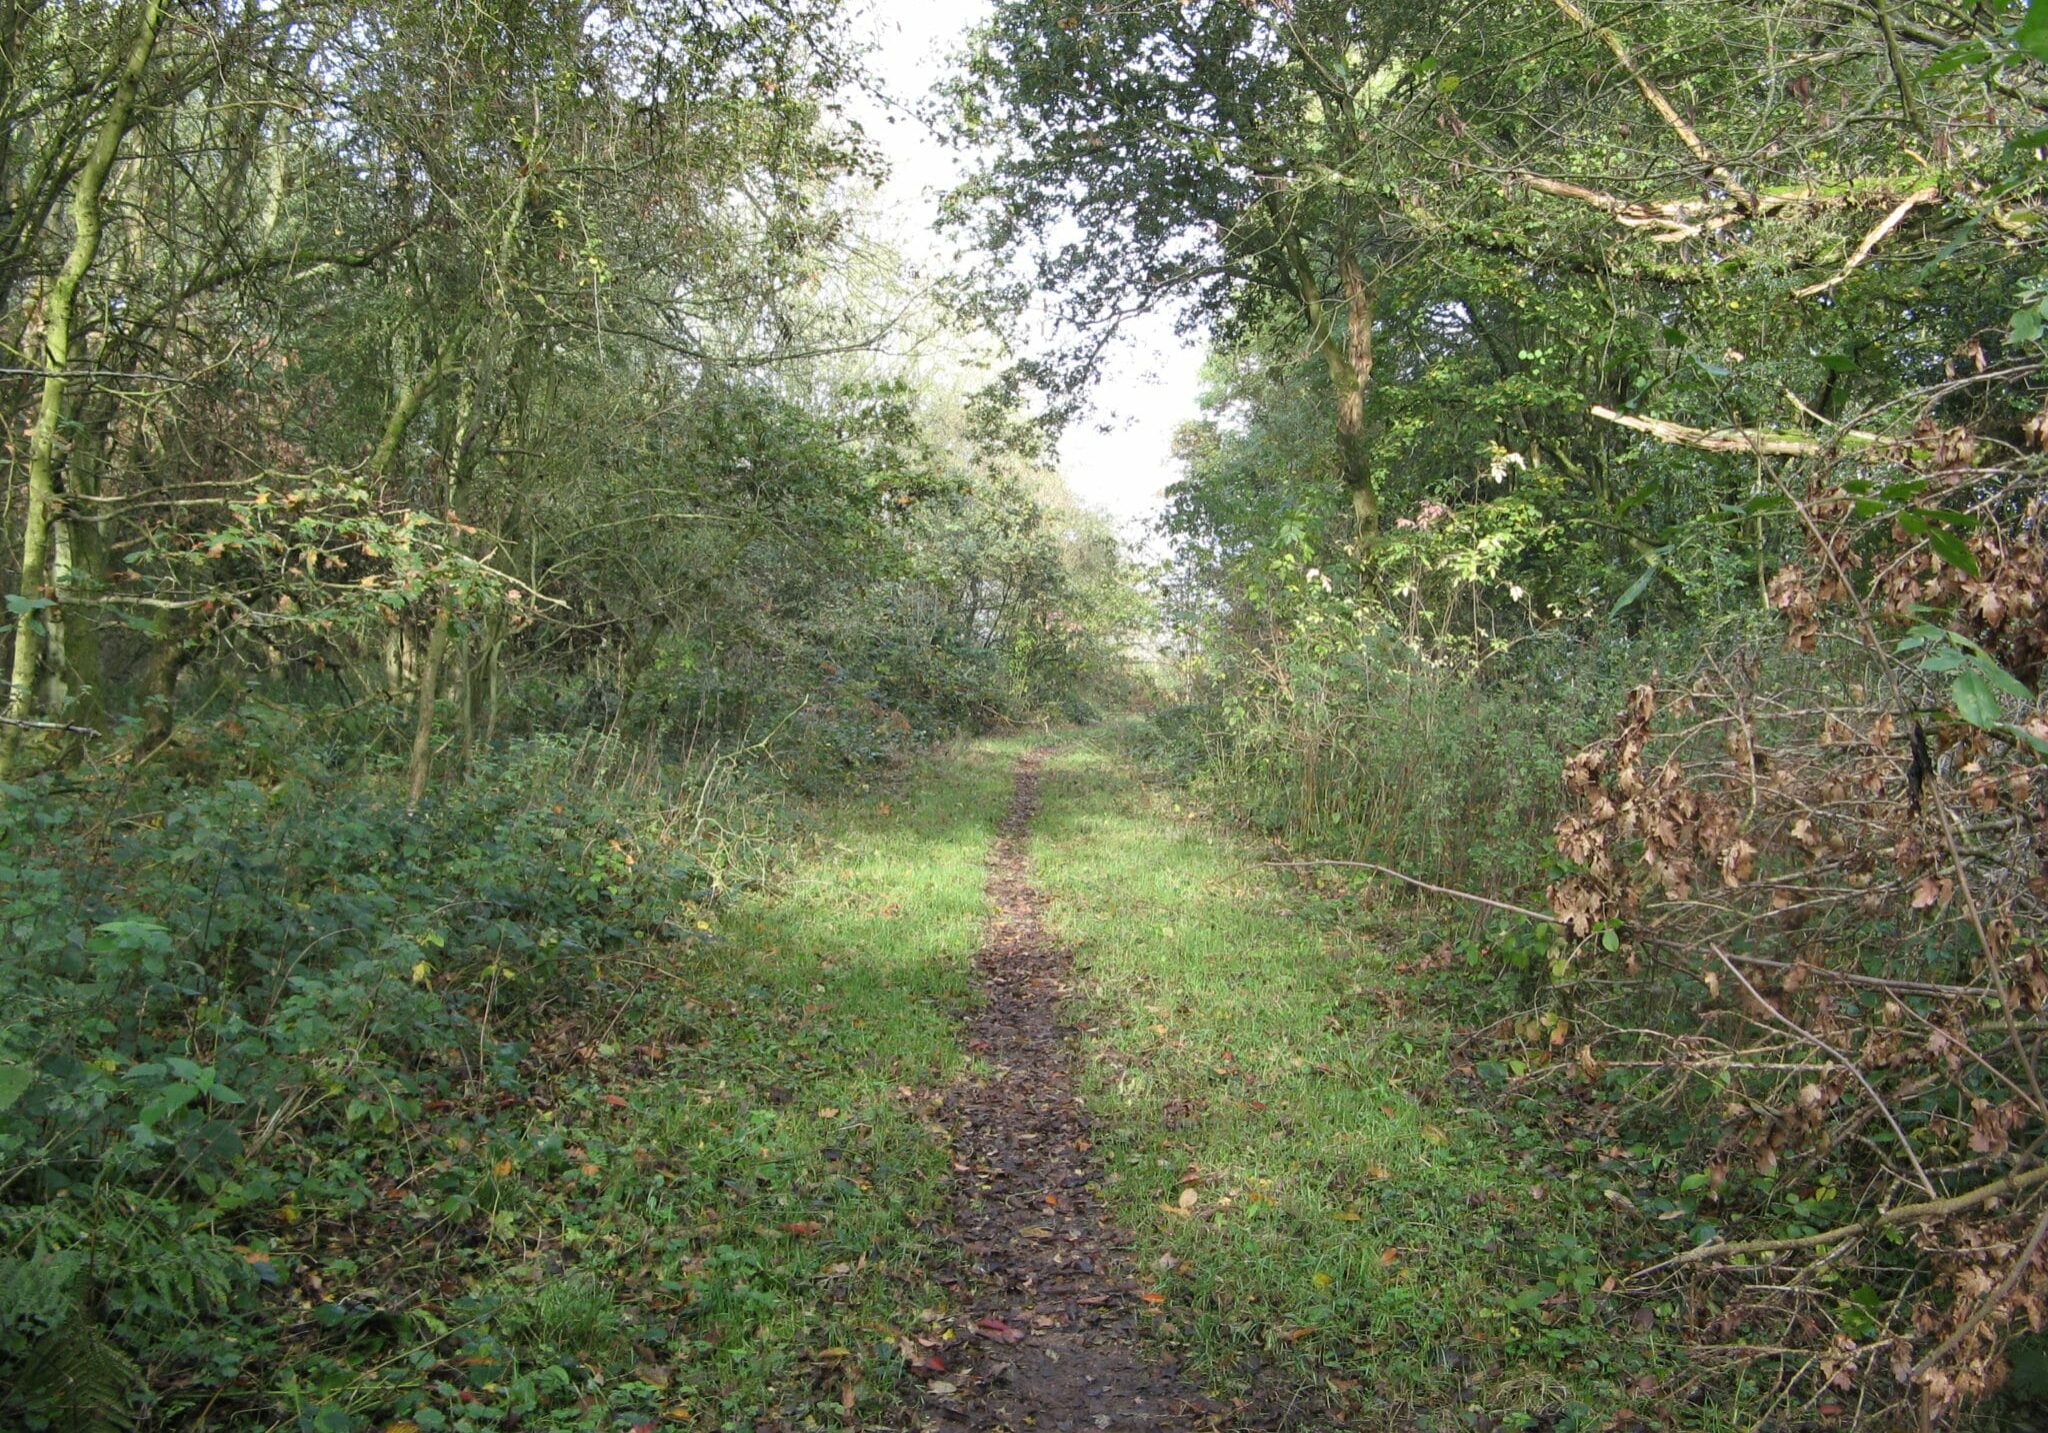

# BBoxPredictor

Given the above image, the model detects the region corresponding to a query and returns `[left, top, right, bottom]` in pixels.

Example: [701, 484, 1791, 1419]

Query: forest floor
[393, 727, 1677, 1433]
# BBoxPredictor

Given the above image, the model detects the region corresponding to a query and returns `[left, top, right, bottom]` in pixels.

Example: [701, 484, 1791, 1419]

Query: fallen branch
[1591, 405, 1885, 456]
[0, 715, 102, 738]
[1636, 1160, 2048, 1277]
[1544, 0, 1755, 210]
[1713, 944, 1935, 1197]
[1512, 170, 1943, 246]
[1908, 1199, 2048, 1382]
[1794, 185, 1940, 297]
[1263, 856, 1557, 925]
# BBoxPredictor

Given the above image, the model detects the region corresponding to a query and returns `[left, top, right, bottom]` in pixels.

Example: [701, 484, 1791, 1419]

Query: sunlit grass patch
[307, 743, 1020, 1433]
[588, 740, 1020, 1424]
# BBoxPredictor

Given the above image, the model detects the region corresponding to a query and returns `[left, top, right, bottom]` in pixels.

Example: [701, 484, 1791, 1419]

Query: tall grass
[1157, 628, 1672, 902]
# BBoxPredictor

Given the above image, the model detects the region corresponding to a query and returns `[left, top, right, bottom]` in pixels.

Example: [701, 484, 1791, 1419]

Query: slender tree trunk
[407, 603, 451, 811]
[46, 404, 110, 742]
[456, 636, 474, 774]
[137, 613, 191, 755]
[0, 0, 166, 778]
[483, 624, 502, 751]
[1333, 252, 1378, 543]
[381, 625, 404, 697]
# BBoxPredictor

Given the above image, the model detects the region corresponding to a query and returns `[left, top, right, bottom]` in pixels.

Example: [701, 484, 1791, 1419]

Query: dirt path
[911, 750, 1231, 1432]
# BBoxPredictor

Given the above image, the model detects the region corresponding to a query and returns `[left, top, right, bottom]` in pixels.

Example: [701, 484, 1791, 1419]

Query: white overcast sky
[843, 0, 1204, 538]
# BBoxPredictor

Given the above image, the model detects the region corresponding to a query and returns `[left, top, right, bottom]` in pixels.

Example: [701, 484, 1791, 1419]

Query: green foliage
[0, 722, 757, 1421]
[1, 1252, 146, 1433]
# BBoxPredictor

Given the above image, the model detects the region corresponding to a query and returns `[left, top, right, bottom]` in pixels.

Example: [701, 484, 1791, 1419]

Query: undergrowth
[0, 713, 1011, 1430]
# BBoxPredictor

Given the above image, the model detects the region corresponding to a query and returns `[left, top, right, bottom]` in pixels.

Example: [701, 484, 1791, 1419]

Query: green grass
[543, 738, 1024, 1427]
[263, 728, 1697, 1433]
[263, 741, 1023, 1433]
[1027, 726, 1675, 1430]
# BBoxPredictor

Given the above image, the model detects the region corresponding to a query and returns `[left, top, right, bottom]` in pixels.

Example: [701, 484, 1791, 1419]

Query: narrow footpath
[914, 750, 1228, 1431]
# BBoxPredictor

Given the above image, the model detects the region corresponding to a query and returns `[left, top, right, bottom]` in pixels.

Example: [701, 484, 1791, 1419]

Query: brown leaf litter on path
[905, 749, 1260, 1433]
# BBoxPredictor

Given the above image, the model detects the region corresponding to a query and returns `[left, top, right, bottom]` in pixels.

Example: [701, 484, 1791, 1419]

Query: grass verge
[1027, 726, 1692, 1432]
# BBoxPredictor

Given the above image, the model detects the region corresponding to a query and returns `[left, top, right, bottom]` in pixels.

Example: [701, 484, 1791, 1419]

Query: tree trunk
[483, 626, 502, 751]
[137, 614, 191, 756]
[1333, 252, 1379, 543]
[0, 0, 166, 778]
[381, 625, 405, 697]
[47, 405, 112, 743]
[456, 633, 474, 775]
[406, 602, 451, 811]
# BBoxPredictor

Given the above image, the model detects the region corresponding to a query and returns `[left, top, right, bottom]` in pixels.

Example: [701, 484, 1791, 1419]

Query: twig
[1712, 945, 1936, 1197]
[1543, 0, 1756, 210]
[1263, 857, 1556, 925]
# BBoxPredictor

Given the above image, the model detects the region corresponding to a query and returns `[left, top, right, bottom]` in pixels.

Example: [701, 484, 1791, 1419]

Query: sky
[844, 0, 1206, 542]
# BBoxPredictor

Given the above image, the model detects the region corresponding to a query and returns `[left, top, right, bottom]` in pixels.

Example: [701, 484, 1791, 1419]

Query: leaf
[782, 1220, 825, 1235]
[1924, 39, 1991, 77]
[1973, 655, 2035, 703]
[0, 1062, 32, 1113]
[1925, 528, 1979, 577]
[1953, 671, 2005, 729]
[1177, 1186, 1199, 1210]
[2019, 0, 2048, 62]
[1609, 563, 1659, 618]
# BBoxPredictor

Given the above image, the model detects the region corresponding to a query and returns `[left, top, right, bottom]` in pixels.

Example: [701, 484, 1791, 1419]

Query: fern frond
[1, 1253, 146, 1433]
[18, 1317, 144, 1433]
